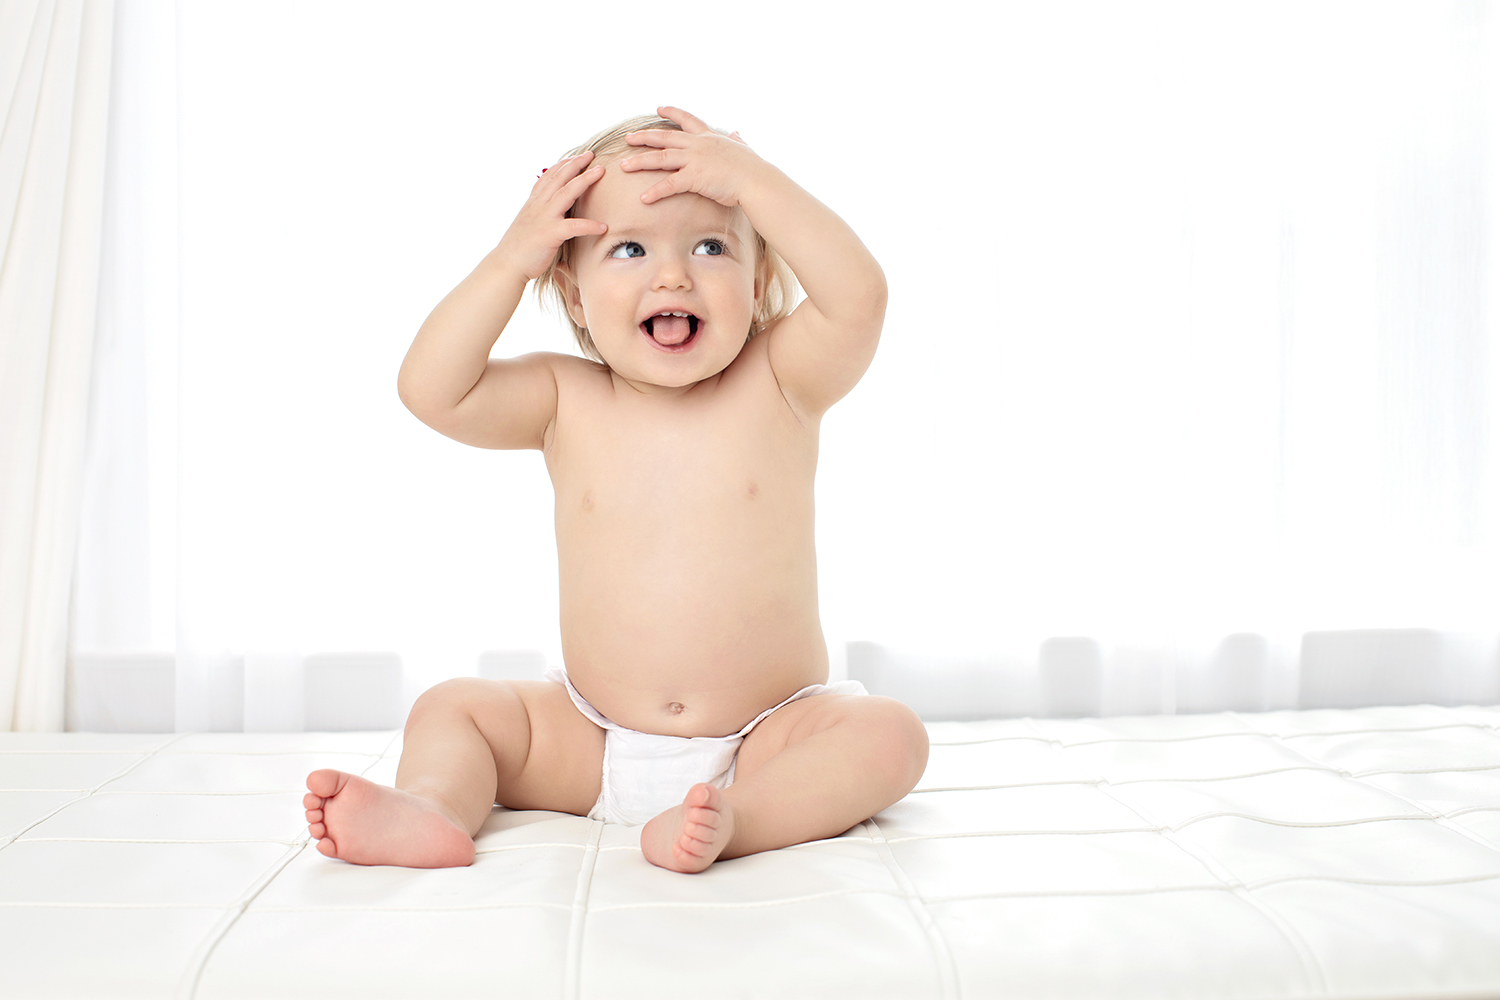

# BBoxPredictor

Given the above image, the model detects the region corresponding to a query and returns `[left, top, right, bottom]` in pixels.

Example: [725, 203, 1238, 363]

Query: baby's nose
[650, 254, 692, 291]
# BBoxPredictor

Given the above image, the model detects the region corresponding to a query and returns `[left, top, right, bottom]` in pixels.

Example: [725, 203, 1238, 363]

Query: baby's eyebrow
[598, 227, 743, 246]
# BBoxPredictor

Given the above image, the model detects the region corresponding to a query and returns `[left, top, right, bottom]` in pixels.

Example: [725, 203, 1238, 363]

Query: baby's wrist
[485, 239, 544, 288]
[735, 159, 795, 218]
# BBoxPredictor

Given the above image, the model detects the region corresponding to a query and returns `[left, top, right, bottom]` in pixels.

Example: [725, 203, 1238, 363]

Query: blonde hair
[534, 114, 798, 364]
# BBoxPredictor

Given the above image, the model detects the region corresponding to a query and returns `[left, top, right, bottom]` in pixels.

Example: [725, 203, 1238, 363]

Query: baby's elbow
[850, 269, 888, 346]
[396, 369, 423, 415]
[857, 264, 888, 323]
[854, 270, 888, 349]
[396, 369, 446, 424]
[869, 264, 889, 312]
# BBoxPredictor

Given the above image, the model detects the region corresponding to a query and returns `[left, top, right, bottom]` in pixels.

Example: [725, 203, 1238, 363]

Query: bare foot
[303, 769, 476, 868]
[640, 782, 736, 873]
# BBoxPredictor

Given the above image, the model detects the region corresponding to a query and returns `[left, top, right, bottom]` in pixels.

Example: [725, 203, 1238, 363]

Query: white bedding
[3, 705, 1499, 999]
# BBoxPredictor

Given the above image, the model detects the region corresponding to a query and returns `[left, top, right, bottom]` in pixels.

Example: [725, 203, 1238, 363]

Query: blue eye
[608, 241, 645, 259]
[694, 239, 726, 256]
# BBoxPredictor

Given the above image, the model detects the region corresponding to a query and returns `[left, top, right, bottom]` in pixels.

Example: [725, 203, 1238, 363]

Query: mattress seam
[866, 817, 962, 1000]
[587, 885, 907, 912]
[876, 810, 1477, 842]
[916, 763, 1365, 791]
[174, 841, 307, 1000]
[915, 869, 1500, 901]
[1231, 713, 1500, 862]
[18, 836, 316, 844]
[1024, 716, 1332, 995]
[0, 732, 191, 854]
[924, 720, 1493, 750]
[563, 819, 603, 1000]
[173, 739, 397, 1000]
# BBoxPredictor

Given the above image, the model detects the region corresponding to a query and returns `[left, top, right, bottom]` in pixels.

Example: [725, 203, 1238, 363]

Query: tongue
[651, 315, 692, 345]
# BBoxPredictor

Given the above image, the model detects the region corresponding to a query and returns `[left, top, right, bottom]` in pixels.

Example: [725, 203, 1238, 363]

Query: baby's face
[562, 160, 761, 391]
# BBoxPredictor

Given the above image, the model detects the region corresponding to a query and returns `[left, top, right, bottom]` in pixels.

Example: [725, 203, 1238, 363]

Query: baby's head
[535, 115, 797, 374]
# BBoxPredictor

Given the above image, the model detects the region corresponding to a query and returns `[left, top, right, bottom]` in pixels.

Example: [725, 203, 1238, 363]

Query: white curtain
[73, 1, 1499, 731]
[0, 0, 115, 732]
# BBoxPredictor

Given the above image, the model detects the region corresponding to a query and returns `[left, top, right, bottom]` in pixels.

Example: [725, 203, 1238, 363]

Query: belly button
[667, 701, 685, 715]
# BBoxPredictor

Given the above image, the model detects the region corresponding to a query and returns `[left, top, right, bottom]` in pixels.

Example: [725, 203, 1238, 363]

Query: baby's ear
[553, 263, 588, 329]
[753, 254, 771, 308]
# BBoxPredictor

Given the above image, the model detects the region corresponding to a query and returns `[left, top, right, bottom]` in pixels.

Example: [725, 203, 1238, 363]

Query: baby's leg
[304, 678, 604, 867]
[640, 695, 928, 872]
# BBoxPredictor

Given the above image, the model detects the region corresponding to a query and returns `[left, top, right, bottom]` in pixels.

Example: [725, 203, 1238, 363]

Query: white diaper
[544, 666, 867, 827]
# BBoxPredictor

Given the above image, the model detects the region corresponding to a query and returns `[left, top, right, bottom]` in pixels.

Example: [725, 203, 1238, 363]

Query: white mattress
[3, 704, 1499, 999]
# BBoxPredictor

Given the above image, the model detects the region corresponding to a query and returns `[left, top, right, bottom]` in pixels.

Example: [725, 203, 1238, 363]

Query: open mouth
[641, 311, 699, 350]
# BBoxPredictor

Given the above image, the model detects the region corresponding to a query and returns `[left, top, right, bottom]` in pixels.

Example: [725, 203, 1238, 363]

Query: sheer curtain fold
[0, 0, 116, 731]
[71, 3, 1500, 732]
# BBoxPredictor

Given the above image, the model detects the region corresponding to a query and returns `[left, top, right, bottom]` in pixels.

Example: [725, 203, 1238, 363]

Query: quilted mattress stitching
[1240, 871, 1500, 891]
[1351, 763, 1500, 777]
[6, 712, 1499, 997]
[586, 886, 903, 912]
[1021, 716, 1333, 995]
[1230, 714, 1500, 863]
[174, 733, 400, 999]
[174, 841, 305, 1000]
[563, 819, 604, 1000]
[0, 732, 188, 852]
[866, 816, 963, 1000]
[1056, 722, 1494, 746]
[246, 901, 576, 913]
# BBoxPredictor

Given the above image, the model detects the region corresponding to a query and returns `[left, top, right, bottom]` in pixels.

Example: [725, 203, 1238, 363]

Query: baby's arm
[622, 109, 887, 419]
[398, 153, 608, 449]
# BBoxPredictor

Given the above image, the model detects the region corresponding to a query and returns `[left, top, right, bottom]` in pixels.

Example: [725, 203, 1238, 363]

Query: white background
[76, 1, 1500, 706]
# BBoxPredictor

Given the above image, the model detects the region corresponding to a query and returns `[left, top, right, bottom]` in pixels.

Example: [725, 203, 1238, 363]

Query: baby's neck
[609, 368, 720, 398]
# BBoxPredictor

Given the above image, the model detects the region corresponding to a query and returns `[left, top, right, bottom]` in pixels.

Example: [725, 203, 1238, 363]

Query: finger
[619, 149, 684, 172]
[554, 162, 605, 201]
[535, 150, 594, 187]
[624, 128, 690, 149]
[658, 106, 709, 133]
[638, 177, 681, 205]
[563, 217, 608, 239]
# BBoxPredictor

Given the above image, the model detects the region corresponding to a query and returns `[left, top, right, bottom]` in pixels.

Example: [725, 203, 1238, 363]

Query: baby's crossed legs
[644, 690, 929, 871]
[304, 678, 602, 867]
[304, 677, 928, 871]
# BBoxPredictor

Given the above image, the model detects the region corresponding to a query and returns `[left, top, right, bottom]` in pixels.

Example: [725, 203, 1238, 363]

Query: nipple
[667, 701, 685, 715]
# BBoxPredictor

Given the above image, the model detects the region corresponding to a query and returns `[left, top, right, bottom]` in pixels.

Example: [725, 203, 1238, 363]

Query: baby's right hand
[496, 151, 608, 281]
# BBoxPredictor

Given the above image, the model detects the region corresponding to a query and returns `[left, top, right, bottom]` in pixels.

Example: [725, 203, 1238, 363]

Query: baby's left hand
[620, 107, 763, 208]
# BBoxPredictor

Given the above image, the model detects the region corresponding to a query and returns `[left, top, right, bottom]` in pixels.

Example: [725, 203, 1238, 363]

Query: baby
[304, 107, 929, 873]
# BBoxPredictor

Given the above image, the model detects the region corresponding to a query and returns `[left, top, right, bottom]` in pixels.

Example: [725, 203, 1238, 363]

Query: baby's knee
[405, 677, 521, 732]
[860, 696, 930, 789]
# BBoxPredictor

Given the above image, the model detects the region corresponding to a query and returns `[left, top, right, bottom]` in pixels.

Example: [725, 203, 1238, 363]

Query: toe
[316, 837, 337, 858]
[306, 808, 323, 823]
[303, 791, 323, 810]
[309, 821, 326, 839]
[306, 769, 345, 798]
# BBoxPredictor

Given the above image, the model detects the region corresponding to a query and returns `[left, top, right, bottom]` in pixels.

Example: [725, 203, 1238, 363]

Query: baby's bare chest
[547, 384, 818, 529]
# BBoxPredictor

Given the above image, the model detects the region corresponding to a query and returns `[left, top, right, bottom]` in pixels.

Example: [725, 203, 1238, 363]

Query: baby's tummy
[555, 525, 828, 737]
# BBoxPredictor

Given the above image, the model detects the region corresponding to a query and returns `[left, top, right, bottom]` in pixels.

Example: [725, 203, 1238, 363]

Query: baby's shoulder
[541, 351, 613, 390]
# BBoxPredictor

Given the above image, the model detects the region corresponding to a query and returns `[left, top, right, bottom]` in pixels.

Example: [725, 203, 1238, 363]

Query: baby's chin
[602, 359, 732, 394]
[593, 336, 745, 391]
